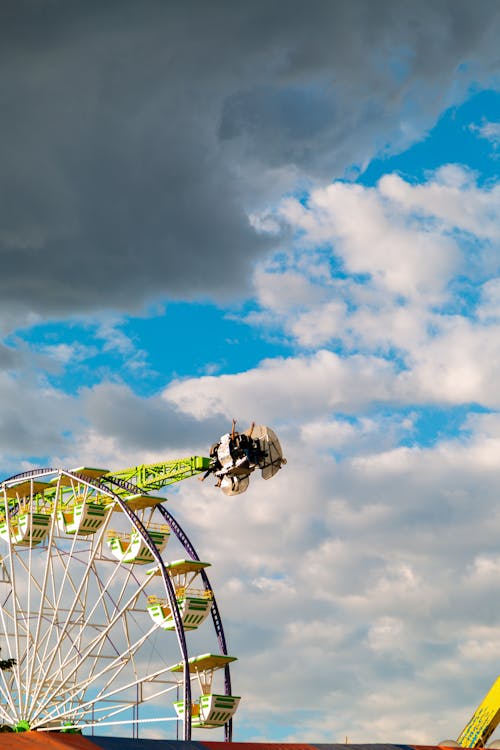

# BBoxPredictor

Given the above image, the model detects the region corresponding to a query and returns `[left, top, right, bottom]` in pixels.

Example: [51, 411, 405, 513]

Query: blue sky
[3, 0, 500, 743]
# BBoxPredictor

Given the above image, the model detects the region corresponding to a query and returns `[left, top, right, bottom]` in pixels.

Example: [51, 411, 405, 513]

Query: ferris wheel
[0, 426, 285, 740]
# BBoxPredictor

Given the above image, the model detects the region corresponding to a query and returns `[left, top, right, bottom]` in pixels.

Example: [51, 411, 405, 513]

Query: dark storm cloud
[1, 0, 500, 319]
[0, 343, 24, 369]
[0, 372, 75, 461]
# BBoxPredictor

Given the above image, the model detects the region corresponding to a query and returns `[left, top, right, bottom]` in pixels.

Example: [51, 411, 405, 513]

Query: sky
[3, 0, 500, 743]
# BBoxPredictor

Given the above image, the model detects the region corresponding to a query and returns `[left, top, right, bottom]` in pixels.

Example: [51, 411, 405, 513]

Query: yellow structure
[457, 676, 500, 747]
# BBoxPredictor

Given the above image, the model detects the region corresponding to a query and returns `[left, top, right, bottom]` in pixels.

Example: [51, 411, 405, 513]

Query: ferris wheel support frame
[157, 505, 233, 742]
[103, 474, 235, 741]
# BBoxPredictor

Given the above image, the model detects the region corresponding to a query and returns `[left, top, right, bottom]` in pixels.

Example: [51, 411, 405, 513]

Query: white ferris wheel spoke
[35, 610, 158, 719]
[28, 558, 155, 725]
[26, 494, 115, 716]
[40, 652, 180, 727]
[54, 675, 181, 730]
[33, 621, 163, 727]
[4, 505, 25, 717]
[35, 560, 151, 709]
[23, 477, 62, 716]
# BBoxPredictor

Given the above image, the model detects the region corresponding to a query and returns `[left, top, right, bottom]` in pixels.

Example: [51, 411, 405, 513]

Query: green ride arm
[104, 456, 211, 495]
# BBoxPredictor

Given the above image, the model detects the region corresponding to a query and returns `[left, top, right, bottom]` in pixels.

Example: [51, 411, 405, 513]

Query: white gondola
[0, 511, 51, 547]
[147, 559, 213, 631]
[106, 524, 170, 564]
[172, 653, 240, 728]
[57, 500, 108, 535]
[175, 693, 241, 728]
[0, 480, 52, 546]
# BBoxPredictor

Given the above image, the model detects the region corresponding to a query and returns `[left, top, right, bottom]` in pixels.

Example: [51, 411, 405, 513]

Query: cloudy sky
[3, 0, 500, 743]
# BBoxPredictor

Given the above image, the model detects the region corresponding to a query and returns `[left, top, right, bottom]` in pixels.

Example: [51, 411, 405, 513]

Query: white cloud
[242, 167, 500, 418]
[366, 616, 405, 653]
[380, 166, 500, 240]
[162, 313, 500, 423]
[402, 316, 500, 407]
[300, 417, 360, 448]
[290, 299, 348, 347]
[278, 177, 459, 302]
[164, 349, 402, 423]
[478, 277, 500, 321]
[459, 626, 500, 662]
[253, 267, 327, 318]
[471, 120, 500, 148]
[467, 555, 500, 585]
